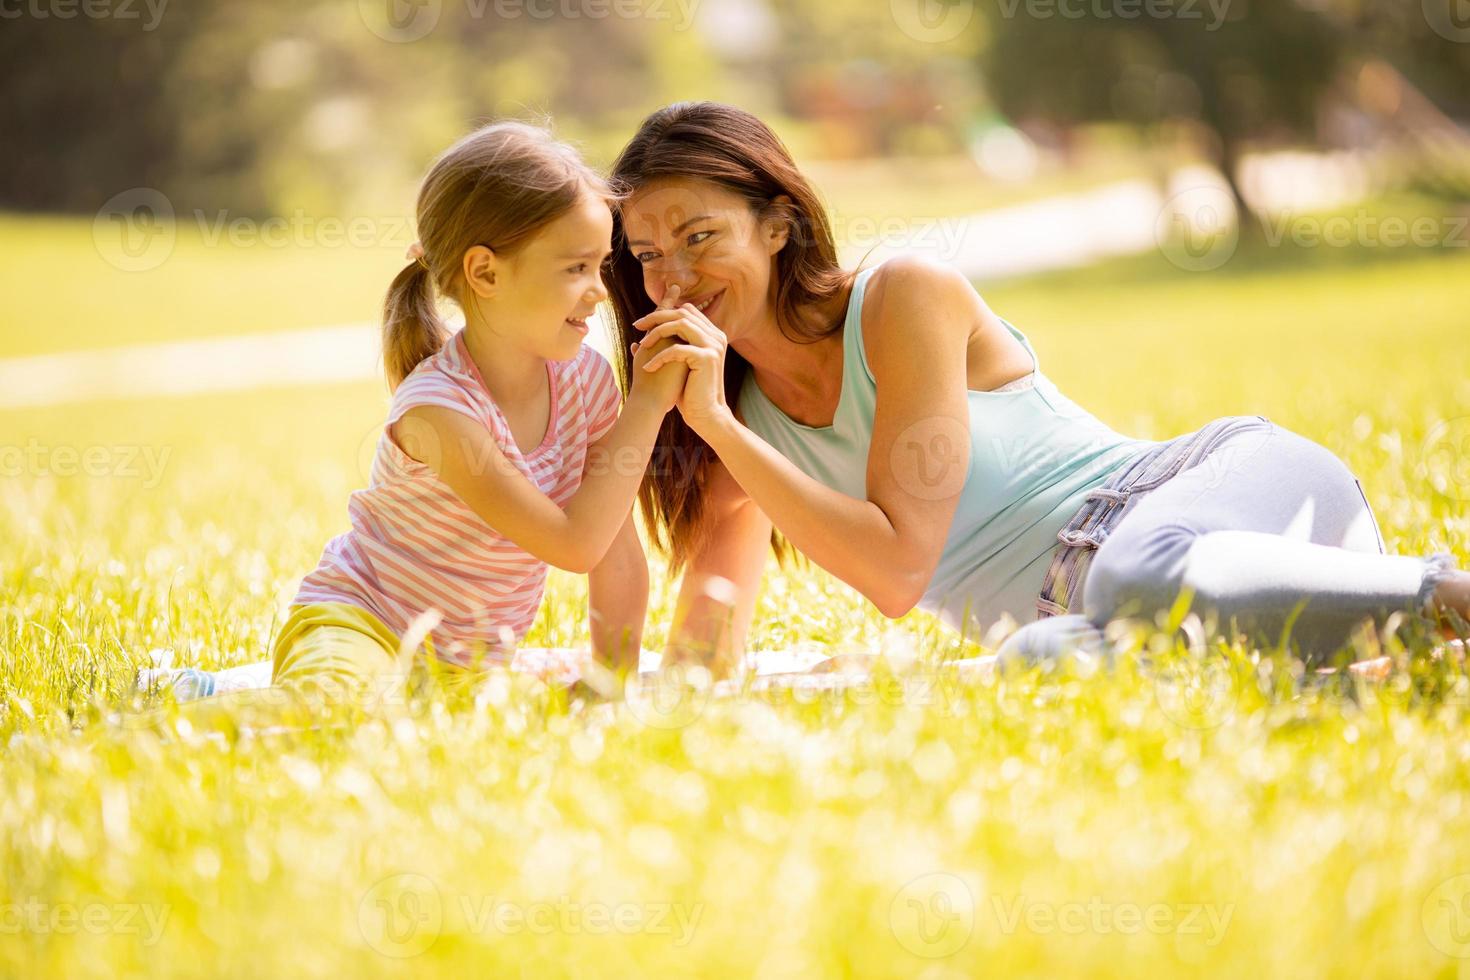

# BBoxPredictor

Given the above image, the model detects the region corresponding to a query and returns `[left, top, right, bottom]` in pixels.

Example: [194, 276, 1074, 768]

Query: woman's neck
[462, 324, 546, 407]
[732, 292, 850, 407]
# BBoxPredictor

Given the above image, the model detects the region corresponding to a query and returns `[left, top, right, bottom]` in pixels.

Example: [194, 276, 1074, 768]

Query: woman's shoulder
[864, 255, 977, 307]
[859, 257, 986, 372]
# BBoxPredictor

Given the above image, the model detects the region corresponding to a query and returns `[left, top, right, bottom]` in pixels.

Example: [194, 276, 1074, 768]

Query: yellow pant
[144, 603, 451, 736]
[269, 602, 407, 702]
[128, 603, 504, 738]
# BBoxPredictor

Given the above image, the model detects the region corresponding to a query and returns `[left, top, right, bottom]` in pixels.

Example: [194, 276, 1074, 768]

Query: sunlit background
[3, 3, 1470, 977]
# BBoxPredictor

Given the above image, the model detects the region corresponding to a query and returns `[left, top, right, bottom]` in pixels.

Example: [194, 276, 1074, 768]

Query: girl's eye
[568, 263, 587, 274]
[688, 230, 714, 247]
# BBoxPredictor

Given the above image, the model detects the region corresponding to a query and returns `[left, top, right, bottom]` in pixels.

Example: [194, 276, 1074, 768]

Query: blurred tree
[980, 0, 1341, 219]
[979, 0, 1470, 219]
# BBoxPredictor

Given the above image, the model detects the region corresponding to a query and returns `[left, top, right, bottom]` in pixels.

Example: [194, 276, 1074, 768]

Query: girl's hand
[630, 333, 688, 413]
[628, 283, 690, 414]
[633, 296, 731, 435]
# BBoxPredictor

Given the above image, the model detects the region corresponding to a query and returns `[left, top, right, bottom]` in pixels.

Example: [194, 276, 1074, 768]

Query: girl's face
[467, 189, 613, 362]
[621, 177, 789, 344]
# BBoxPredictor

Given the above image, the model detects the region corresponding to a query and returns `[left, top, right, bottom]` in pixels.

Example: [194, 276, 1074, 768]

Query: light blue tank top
[737, 264, 1156, 635]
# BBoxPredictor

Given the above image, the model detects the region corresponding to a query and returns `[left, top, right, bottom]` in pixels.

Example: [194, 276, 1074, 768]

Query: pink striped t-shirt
[293, 330, 623, 665]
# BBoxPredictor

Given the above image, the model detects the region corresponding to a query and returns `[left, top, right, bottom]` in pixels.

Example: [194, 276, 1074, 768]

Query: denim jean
[998, 415, 1459, 665]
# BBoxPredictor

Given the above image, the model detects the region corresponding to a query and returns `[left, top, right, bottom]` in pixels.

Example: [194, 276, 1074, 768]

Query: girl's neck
[462, 324, 547, 407]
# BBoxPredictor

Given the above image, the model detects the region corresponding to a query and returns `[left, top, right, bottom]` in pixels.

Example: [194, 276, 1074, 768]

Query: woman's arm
[587, 512, 649, 671]
[663, 456, 772, 674]
[636, 257, 974, 618]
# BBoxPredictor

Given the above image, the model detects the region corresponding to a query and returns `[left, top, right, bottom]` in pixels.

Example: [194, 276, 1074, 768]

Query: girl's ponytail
[382, 257, 448, 391]
[383, 121, 617, 391]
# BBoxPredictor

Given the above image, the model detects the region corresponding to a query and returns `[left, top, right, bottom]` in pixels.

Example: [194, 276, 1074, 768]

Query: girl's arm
[663, 456, 772, 675]
[394, 341, 687, 575]
[587, 512, 649, 671]
[636, 257, 974, 618]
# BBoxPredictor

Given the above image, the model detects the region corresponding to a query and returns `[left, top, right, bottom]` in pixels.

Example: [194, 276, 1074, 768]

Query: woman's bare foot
[1346, 656, 1393, 681]
[1431, 570, 1470, 642]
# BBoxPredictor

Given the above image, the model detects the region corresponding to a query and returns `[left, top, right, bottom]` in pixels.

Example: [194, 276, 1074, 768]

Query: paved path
[1, 155, 1369, 410]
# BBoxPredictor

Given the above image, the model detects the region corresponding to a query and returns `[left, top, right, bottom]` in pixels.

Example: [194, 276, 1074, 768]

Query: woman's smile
[684, 289, 724, 320]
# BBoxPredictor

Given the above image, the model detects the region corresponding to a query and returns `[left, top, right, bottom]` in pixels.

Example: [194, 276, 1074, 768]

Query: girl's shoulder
[561, 341, 615, 386]
[387, 332, 486, 427]
[559, 343, 622, 444]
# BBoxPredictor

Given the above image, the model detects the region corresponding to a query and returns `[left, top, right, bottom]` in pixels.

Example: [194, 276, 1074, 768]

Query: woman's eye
[634, 251, 658, 264]
[568, 263, 587, 274]
[688, 230, 714, 247]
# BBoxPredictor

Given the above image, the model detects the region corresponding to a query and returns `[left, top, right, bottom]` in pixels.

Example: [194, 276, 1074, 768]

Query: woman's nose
[658, 264, 699, 299]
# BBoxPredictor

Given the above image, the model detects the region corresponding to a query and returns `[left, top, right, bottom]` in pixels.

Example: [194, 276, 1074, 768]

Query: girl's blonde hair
[383, 121, 616, 390]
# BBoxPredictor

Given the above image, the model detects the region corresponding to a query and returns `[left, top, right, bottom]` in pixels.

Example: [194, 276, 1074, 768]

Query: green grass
[2, 218, 1469, 977]
[0, 153, 1145, 360]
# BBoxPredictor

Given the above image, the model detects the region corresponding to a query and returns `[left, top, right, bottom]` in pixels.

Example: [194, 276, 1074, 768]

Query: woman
[604, 101, 1467, 673]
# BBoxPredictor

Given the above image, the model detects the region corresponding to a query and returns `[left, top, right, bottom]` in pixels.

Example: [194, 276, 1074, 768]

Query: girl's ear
[762, 195, 793, 255]
[462, 245, 499, 299]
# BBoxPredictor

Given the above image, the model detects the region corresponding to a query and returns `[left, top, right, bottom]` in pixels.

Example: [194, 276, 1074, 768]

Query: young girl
[140, 121, 686, 718]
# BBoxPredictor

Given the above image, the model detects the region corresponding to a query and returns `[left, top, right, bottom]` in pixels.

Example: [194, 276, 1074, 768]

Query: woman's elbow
[871, 571, 929, 620]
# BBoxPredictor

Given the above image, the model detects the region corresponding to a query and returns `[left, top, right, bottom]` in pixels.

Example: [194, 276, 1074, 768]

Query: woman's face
[621, 177, 789, 343]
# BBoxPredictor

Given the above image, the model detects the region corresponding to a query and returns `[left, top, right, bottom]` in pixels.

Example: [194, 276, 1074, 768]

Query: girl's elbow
[588, 542, 650, 584]
[557, 543, 601, 575]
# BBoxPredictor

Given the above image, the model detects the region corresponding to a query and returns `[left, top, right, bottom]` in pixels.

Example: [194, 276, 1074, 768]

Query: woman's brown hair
[605, 102, 856, 574]
[382, 120, 616, 390]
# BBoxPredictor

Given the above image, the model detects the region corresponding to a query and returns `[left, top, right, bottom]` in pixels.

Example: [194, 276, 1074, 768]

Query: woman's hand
[627, 282, 692, 415]
[632, 294, 732, 435]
